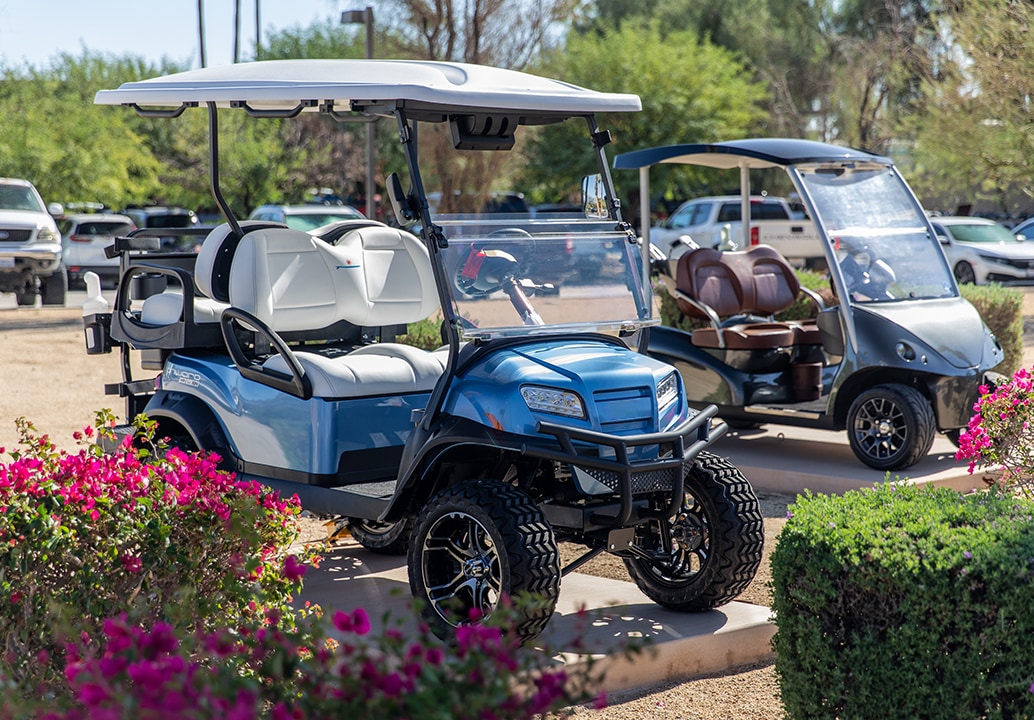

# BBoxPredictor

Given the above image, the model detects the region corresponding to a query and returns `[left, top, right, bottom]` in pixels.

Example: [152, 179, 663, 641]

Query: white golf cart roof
[94, 59, 642, 122]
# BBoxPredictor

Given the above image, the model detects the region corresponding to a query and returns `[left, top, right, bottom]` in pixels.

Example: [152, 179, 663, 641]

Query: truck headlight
[656, 372, 679, 411]
[520, 385, 585, 419]
[37, 227, 58, 243]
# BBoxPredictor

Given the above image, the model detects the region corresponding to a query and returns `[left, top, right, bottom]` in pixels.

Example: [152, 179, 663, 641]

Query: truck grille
[0, 229, 33, 243]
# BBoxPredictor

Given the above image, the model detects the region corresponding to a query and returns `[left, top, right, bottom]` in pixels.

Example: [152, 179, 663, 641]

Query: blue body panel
[442, 339, 686, 440]
[158, 353, 430, 475]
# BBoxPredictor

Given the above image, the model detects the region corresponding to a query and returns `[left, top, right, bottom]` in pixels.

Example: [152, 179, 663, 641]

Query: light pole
[341, 7, 376, 220]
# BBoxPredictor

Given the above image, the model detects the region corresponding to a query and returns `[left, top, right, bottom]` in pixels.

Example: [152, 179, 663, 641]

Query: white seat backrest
[195, 221, 287, 302]
[229, 226, 438, 333]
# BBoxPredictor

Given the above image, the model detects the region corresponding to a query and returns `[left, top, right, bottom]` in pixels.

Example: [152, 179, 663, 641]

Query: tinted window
[716, 201, 789, 223]
[147, 214, 197, 229]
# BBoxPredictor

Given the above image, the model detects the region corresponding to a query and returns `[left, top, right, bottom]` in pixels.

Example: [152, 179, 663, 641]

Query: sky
[0, 0, 362, 70]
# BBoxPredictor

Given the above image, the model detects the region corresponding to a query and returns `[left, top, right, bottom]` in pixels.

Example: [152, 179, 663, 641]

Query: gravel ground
[5, 294, 1034, 718]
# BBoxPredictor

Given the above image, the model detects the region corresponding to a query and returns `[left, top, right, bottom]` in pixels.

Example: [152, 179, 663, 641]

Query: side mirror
[387, 173, 415, 226]
[581, 174, 607, 219]
[47, 202, 64, 217]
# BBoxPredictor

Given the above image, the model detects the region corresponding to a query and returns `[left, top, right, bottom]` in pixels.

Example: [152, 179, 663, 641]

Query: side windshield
[433, 214, 650, 341]
[796, 164, 955, 303]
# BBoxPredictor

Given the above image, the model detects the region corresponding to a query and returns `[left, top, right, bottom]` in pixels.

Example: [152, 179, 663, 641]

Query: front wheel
[408, 480, 560, 644]
[624, 452, 764, 611]
[846, 383, 936, 470]
[954, 261, 977, 285]
[348, 517, 412, 555]
[41, 267, 67, 306]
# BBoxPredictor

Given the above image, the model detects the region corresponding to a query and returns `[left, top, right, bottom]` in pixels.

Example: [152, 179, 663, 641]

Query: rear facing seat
[223, 223, 443, 399]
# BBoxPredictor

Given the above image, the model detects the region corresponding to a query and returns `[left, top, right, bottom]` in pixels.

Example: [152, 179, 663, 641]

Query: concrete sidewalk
[299, 540, 775, 696]
[716, 424, 990, 497]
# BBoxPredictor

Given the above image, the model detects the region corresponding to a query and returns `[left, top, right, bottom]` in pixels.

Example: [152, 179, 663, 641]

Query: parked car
[121, 206, 202, 252]
[248, 204, 365, 231]
[58, 213, 136, 288]
[930, 215, 1034, 284]
[650, 194, 824, 270]
[1008, 215, 1034, 239]
[0, 178, 67, 306]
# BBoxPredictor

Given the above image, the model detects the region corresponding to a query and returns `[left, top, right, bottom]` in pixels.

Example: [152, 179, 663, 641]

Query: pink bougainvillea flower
[283, 554, 307, 582]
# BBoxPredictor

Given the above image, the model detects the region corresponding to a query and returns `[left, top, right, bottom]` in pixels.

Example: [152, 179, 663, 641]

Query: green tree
[907, 0, 1034, 216]
[521, 23, 769, 226]
[0, 53, 167, 208]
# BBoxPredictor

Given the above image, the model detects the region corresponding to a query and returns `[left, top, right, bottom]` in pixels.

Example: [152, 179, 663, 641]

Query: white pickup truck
[649, 194, 825, 270]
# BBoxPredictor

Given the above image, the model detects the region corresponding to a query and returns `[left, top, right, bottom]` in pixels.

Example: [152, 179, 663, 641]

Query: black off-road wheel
[846, 383, 936, 471]
[348, 518, 412, 555]
[624, 452, 764, 611]
[408, 480, 560, 644]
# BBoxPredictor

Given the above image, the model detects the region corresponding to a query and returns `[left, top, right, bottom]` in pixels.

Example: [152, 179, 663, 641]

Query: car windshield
[943, 222, 1017, 244]
[434, 214, 650, 341]
[796, 164, 956, 303]
[0, 184, 45, 213]
[285, 210, 363, 231]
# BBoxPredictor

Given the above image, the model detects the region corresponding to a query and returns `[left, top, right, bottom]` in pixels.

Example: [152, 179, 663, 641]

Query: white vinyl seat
[138, 222, 261, 326]
[225, 224, 442, 399]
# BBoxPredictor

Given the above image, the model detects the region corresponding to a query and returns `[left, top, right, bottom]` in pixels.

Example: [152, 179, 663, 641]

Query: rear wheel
[348, 518, 412, 555]
[624, 452, 764, 611]
[408, 480, 560, 644]
[846, 384, 936, 470]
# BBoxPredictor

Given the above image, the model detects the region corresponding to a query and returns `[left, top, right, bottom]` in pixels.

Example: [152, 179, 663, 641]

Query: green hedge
[771, 484, 1034, 719]
[960, 283, 1024, 377]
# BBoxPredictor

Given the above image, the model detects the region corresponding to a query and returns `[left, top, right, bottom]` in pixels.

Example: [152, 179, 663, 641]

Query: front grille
[0, 229, 33, 243]
[580, 464, 682, 493]
[593, 386, 653, 433]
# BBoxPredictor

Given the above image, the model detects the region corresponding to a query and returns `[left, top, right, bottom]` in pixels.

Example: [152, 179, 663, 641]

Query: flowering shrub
[955, 367, 1034, 496]
[0, 416, 619, 718]
[47, 598, 606, 720]
[0, 414, 310, 697]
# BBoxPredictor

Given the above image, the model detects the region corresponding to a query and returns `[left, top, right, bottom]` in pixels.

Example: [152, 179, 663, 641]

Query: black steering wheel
[454, 228, 534, 298]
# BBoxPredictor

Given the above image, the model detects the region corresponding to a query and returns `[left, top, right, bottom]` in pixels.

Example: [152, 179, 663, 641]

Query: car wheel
[953, 261, 976, 285]
[408, 480, 560, 644]
[41, 267, 68, 306]
[347, 517, 412, 555]
[624, 452, 764, 611]
[846, 384, 936, 471]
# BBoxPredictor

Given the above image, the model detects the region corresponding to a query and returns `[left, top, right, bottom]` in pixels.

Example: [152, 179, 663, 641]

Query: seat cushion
[691, 322, 795, 350]
[263, 342, 446, 399]
[140, 290, 228, 326]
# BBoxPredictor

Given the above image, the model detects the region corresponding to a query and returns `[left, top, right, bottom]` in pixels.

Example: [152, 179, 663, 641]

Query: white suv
[58, 213, 136, 289]
[0, 179, 66, 306]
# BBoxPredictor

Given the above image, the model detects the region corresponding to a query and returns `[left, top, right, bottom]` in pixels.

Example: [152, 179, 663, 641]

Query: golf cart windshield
[434, 213, 649, 340]
[796, 163, 955, 303]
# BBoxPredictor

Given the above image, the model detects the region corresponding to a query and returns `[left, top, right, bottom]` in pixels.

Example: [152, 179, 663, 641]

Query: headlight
[656, 372, 679, 411]
[37, 227, 58, 243]
[520, 385, 585, 419]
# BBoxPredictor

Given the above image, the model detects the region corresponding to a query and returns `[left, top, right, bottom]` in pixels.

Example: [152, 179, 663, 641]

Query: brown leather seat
[675, 248, 795, 350]
[735, 245, 824, 346]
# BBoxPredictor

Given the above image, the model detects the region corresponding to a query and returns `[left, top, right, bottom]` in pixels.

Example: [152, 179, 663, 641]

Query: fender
[381, 414, 528, 521]
[143, 390, 237, 466]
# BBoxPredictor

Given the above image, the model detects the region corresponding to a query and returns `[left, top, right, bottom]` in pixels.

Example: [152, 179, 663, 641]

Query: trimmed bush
[960, 283, 1024, 377]
[771, 483, 1034, 719]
